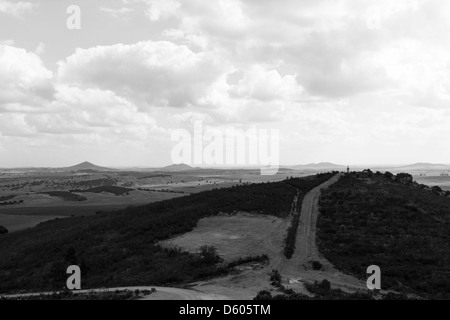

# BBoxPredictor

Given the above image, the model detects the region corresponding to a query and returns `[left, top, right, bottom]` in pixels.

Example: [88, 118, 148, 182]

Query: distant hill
[60, 161, 114, 172]
[391, 163, 450, 172]
[289, 162, 346, 171]
[161, 163, 195, 172]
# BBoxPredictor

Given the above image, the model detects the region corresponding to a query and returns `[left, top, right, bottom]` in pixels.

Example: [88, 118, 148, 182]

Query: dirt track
[279, 174, 367, 292]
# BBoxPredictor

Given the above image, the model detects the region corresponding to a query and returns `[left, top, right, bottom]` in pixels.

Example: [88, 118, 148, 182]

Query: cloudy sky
[1, 0, 450, 167]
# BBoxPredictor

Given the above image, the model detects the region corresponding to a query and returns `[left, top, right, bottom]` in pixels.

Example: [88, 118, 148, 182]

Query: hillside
[0, 175, 335, 293]
[317, 171, 450, 299]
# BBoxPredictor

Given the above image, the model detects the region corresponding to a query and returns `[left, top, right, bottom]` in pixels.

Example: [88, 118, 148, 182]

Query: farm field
[414, 176, 450, 190]
[0, 166, 305, 233]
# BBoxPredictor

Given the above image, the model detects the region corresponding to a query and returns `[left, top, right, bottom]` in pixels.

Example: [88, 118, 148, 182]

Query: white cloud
[0, 45, 54, 110]
[100, 7, 134, 18]
[143, 0, 180, 21]
[228, 66, 304, 102]
[57, 41, 225, 109]
[34, 42, 45, 55]
[0, 0, 35, 17]
[0, 39, 14, 46]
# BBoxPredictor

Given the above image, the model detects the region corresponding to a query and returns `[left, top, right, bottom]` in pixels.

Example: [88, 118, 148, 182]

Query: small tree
[384, 171, 394, 179]
[269, 269, 282, 286]
[0, 226, 8, 235]
[311, 260, 323, 271]
[199, 245, 222, 264]
[254, 290, 273, 300]
[318, 279, 331, 293]
[432, 186, 443, 195]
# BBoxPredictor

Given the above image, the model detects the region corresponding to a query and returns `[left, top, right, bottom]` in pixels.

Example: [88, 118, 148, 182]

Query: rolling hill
[289, 162, 346, 171]
[391, 162, 450, 172]
[160, 163, 195, 172]
[59, 161, 115, 172]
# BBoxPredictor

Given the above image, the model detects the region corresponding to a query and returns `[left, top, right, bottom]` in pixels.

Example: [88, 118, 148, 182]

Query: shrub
[254, 290, 272, 300]
[311, 261, 323, 271]
[0, 226, 8, 235]
[199, 245, 222, 264]
[269, 269, 282, 287]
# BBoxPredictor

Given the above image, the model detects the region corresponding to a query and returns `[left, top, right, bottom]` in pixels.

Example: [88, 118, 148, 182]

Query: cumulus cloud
[143, 0, 180, 21]
[0, 0, 35, 17]
[228, 66, 304, 101]
[57, 41, 225, 109]
[100, 7, 134, 18]
[0, 45, 54, 110]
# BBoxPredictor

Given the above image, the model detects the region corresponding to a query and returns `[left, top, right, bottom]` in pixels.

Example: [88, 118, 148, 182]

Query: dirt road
[279, 174, 367, 292]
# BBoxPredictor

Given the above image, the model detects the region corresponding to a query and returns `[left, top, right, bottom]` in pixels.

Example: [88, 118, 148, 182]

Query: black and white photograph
[0, 0, 449, 307]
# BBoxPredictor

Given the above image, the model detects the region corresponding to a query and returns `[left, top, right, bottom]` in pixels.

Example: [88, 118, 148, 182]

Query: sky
[1, 0, 450, 167]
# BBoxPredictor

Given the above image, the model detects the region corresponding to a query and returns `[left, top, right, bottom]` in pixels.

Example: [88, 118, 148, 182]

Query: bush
[0, 226, 8, 235]
[254, 290, 272, 300]
[311, 261, 323, 271]
[199, 245, 222, 264]
[269, 269, 282, 287]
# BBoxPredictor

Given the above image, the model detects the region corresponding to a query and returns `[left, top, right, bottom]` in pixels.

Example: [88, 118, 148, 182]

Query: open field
[0, 168, 308, 233]
[161, 213, 288, 262]
[414, 176, 450, 190]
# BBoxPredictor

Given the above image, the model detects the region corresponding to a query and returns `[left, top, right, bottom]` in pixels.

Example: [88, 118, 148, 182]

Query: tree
[254, 290, 273, 300]
[318, 279, 331, 293]
[0, 226, 8, 235]
[311, 260, 323, 270]
[269, 269, 282, 285]
[199, 245, 222, 264]
[384, 171, 394, 179]
[432, 186, 443, 195]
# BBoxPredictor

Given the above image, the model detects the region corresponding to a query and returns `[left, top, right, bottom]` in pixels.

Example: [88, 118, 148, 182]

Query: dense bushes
[70, 186, 134, 196]
[317, 172, 450, 299]
[0, 226, 8, 235]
